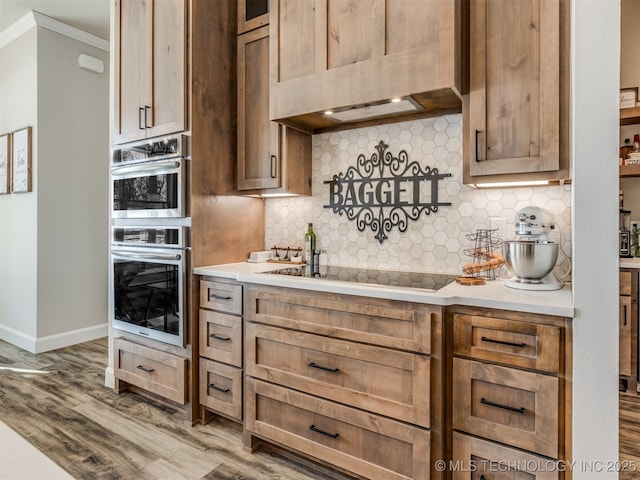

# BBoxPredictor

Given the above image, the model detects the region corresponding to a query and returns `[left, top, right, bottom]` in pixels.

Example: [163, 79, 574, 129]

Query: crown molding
[0, 10, 109, 52]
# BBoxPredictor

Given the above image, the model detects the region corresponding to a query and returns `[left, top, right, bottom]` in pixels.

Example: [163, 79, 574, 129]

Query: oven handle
[112, 250, 183, 261]
[111, 159, 181, 176]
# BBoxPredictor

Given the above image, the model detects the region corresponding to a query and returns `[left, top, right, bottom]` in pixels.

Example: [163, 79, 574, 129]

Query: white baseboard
[0, 323, 108, 354]
[104, 367, 115, 389]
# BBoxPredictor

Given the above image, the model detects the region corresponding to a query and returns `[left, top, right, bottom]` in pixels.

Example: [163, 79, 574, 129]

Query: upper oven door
[111, 158, 186, 218]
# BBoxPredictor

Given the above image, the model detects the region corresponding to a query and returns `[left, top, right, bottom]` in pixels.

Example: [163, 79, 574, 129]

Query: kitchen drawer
[245, 284, 435, 353]
[115, 338, 187, 404]
[453, 313, 561, 373]
[200, 279, 242, 315]
[620, 270, 632, 296]
[452, 358, 559, 458]
[199, 358, 242, 421]
[245, 378, 430, 480]
[452, 432, 559, 480]
[246, 323, 430, 428]
[200, 309, 242, 367]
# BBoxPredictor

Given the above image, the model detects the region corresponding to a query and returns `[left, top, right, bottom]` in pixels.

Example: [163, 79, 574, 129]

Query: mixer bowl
[502, 240, 559, 282]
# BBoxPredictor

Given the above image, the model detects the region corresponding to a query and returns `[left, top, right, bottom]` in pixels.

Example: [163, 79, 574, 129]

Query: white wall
[0, 15, 109, 352]
[36, 28, 109, 339]
[0, 27, 39, 342]
[571, 0, 619, 477]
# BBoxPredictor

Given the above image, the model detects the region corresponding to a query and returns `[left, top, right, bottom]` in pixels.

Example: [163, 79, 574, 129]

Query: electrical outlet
[490, 217, 506, 238]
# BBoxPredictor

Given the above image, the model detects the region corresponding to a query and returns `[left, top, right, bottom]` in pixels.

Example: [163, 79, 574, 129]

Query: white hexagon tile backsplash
[264, 114, 572, 279]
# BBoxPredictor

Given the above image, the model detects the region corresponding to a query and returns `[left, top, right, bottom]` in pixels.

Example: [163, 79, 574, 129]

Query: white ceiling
[0, 0, 110, 40]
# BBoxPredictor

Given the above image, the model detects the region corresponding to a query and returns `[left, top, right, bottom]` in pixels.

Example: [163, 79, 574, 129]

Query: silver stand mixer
[502, 207, 564, 291]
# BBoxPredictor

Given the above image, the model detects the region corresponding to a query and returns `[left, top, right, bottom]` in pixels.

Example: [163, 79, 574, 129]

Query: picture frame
[0, 132, 10, 195]
[620, 87, 638, 109]
[11, 126, 32, 193]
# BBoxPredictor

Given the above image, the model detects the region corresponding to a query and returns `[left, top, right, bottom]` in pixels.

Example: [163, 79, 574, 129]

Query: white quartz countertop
[620, 258, 640, 269]
[194, 262, 574, 317]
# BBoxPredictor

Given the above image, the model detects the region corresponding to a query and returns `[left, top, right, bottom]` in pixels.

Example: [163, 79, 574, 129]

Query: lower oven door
[112, 246, 186, 347]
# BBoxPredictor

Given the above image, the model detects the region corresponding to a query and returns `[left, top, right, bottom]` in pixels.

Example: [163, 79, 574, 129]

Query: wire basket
[461, 229, 503, 279]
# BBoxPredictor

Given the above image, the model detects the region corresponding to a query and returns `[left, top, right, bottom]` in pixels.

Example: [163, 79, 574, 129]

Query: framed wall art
[11, 126, 32, 193]
[0, 132, 9, 194]
[620, 88, 638, 109]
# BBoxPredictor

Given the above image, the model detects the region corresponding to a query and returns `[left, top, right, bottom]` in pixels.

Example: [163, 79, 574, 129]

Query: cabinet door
[238, 0, 269, 34]
[238, 26, 281, 190]
[115, 0, 152, 144]
[620, 294, 632, 377]
[468, 0, 560, 177]
[147, 0, 187, 139]
[270, 0, 461, 128]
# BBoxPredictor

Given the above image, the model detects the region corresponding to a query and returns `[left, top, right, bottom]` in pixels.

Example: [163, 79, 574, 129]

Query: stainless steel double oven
[110, 135, 190, 347]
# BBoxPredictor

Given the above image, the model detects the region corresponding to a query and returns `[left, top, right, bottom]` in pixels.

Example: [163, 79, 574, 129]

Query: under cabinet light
[472, 180, 551, 188]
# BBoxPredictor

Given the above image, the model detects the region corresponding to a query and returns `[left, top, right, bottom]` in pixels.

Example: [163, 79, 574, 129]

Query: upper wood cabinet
[269, 0, 463, 133]
[463, 0, 570, 184]
[238, 0, 269, 34]
[238, 25, 312, 194]
[114, 0, 187, 144]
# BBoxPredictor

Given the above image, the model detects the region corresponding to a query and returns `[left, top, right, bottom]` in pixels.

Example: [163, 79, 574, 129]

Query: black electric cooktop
[261, 265, 457, 292]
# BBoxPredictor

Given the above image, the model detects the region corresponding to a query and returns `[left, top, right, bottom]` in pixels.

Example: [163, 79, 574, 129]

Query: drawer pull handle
[136, 365, 154, 373]
[480, 397, 525, 414]
[308, 362, 339, 373]
[309, 424, 339, 439]
[623, 304, 628, 326]
[481, 336, 526, 348]
[209, 293, 232, 301]
[209, 383, 230, 393]
[209, 333, 231, 341]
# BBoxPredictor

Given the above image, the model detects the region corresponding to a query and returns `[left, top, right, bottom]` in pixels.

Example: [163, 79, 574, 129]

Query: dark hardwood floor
[0, 338, 335, 480]
[620, 392, 640, 480]
[2, 338, 640, 479]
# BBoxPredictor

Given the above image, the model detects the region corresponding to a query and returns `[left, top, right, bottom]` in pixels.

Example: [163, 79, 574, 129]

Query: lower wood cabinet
[199, 357, 242, 420]
[244, 284, 442, 480]
[245, 322, 431, 428]
[452, 432, 559, 480]
[246, 378, 430, 480]
[114, 337, 187, 404]
[449, 307, 571, 478]
[198, 278, 245, 422]
[619, 269, 638, 393]
[452, 358, 559, 458]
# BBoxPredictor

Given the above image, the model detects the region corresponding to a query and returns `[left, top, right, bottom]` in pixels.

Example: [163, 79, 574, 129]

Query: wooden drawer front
[200, 280, 242, 315]
[246, 323, 430, 428]
[246, 378, 430, 480]
[115, 339, 186, 404]
[199, 358, 242, 421]
[452, 432, 559, 480]
[453, 314, 561, 373]
[453, 358, 559, 458]
[620, 270, 632, 296]
[246, 285, 435, 353]
[199, 310, 242, 367]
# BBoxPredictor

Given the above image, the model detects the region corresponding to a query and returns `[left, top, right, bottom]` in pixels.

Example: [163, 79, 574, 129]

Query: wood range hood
[268, 0, 465, 134]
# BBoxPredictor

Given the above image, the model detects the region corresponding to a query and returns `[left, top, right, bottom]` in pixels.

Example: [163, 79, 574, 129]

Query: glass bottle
[304, 223, 316, 265]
